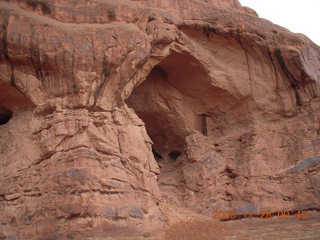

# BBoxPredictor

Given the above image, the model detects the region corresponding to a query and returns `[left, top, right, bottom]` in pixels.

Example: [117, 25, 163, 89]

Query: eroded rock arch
[0, 0, 320, 239]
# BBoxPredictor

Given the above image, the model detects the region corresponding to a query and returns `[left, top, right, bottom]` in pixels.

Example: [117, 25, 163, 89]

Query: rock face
[0, 0, 320, 239]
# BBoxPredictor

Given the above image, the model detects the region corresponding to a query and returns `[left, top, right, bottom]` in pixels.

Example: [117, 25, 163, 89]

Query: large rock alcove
[126, 50, 239, 210]
[127, 51, 238, 158]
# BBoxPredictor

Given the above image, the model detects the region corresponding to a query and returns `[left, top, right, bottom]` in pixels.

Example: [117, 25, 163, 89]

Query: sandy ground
[87, 209, 320, 240]
[87, 157, 320, 240]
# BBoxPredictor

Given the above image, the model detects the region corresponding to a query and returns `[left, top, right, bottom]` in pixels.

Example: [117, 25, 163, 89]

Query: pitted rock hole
[0, 107, 13, 125]
[152, 149, 163, 161]
[168, 151, 182, 161]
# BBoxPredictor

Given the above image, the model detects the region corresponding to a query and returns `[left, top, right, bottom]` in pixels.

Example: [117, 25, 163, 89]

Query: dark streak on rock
[274, 48, 302, 106]
[30, 44, 44, 81]
[267, 48, 288, 115]
[1, 15, 15, 87]
[203, 25, 218, 38]
[102, 55, 111, 80]
[30, 24, 44, 82]
[93, 55, 111, 106]
[1, 17, 9, 61]
[233, 36, 254, 97]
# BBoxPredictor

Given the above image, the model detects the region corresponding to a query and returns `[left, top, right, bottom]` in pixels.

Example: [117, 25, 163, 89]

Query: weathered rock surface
[0, 0, 320, 239]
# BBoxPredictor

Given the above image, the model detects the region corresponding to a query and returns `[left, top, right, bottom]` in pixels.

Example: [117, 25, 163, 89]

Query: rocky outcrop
[0, 0, 320, 239]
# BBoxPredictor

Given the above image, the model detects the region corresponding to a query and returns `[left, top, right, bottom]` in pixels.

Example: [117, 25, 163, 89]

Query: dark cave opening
[126, 51, 213, 163]
[0, 82, 35, 126]
[168, 151, 182, 161]
[126, 65, 186, 160]
[0, 107, 13, 125]
[152, 149, 163, 161]
[126, 51, 229, 205]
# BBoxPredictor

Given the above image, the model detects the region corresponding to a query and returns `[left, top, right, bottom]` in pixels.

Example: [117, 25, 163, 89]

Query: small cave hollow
[0, 82, 35, 127]
[126, 51, 212, 163]
[0, 107, 13, 125]
[126, 51, 216, 202]
[152, 148, 163, 161]
[168, 151, 182, 161]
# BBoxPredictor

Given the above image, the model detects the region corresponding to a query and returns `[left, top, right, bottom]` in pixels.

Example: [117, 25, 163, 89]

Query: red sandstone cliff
[0, 0, 319, 239]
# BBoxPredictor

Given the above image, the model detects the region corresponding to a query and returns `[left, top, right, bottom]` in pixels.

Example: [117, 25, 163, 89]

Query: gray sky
[239, 0, 320, 46]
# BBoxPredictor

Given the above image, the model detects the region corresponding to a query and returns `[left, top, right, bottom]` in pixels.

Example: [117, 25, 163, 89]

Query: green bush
[107, 8, 116, 21]
[27, 0, 51, 14]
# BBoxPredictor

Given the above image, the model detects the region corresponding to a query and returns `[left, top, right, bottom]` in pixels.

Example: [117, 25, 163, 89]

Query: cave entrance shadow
[0, 107, 13, 125]
[126, 51, 213, 204]
[126, 51, 210, 163]
[0, 82, 35, 126]
[126, 47, 240, 158]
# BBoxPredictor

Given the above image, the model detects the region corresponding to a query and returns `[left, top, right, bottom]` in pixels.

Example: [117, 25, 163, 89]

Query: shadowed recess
[0, 107, 13, 125]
